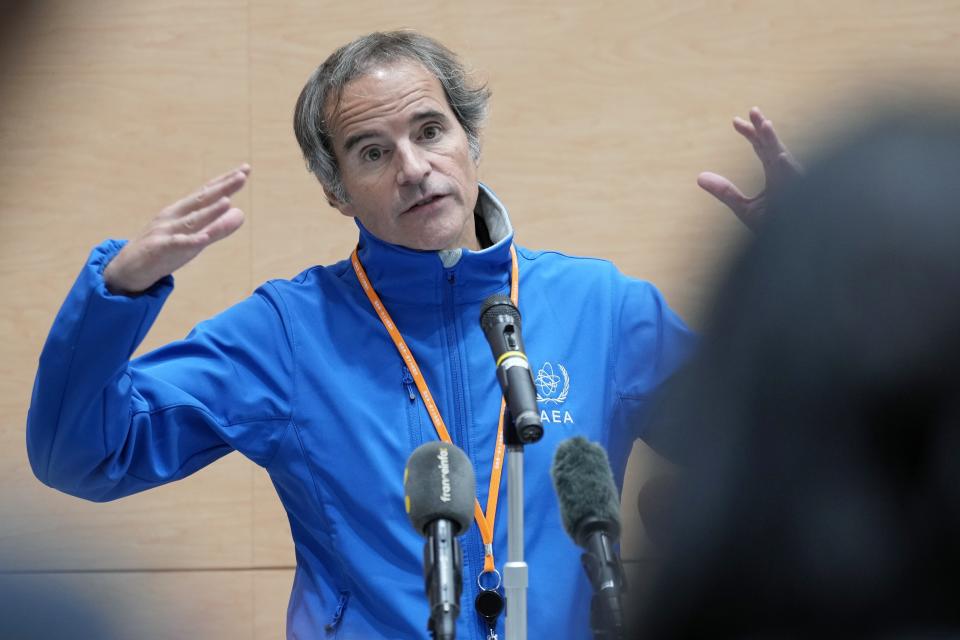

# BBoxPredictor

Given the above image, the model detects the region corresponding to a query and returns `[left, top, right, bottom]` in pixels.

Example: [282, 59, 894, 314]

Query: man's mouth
[402, 194, 445, 214]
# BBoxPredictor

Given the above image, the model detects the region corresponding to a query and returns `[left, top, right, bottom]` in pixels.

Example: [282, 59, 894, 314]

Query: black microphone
[479, 295, 543, 444]
[551, 437, 627, 640]
[404, 441, 476, 640]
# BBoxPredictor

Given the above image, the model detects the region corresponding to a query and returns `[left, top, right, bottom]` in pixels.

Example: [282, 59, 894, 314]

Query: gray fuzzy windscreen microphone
[551, 436, 622, 544]
[404, 441, 476, 536]
[551, 436, 627, 637]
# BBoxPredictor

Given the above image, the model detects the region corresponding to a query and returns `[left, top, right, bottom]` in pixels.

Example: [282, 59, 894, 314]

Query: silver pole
[504, 446, 527, 640]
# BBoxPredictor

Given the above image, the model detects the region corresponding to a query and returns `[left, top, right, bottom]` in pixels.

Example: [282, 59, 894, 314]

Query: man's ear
[323, 185, 352, 217]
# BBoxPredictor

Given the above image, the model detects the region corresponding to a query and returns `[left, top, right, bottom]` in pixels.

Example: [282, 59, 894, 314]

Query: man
[27, 31, 795, 639]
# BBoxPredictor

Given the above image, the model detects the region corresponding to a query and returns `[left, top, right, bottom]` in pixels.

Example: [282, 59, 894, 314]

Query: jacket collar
[353, 184, 515, 305]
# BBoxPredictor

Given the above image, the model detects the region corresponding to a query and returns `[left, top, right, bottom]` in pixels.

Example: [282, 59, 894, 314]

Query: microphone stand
[479, 294, 542, 639]
[581, 524, 627, 640]
[504, 410, 533, 640]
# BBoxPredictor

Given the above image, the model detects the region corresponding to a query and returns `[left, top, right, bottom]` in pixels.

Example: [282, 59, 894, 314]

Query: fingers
[700, 172, 765, 232]
[733, 116, 758, 145]
[734, 108, 782, 166]
[166, 165, 251, 218]
[757, 119, 784, 154]
[176, 195, 232, 234]
[198, 207, 245, 245]
[170, 205, 245, 252]
[734, 106, 773, 146]
[748, 106, 766, 132]
[697, 172, 750, 213]
[751, 108, 796, 166]
[204, 163, 251, 188]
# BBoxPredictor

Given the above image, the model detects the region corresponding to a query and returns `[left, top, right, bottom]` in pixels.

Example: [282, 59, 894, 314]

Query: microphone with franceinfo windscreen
[404, 441, 476, 640]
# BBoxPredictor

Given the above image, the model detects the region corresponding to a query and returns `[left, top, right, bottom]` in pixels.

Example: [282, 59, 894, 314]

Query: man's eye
[422, 125, 441, 140]
[363, 148, 383, 162]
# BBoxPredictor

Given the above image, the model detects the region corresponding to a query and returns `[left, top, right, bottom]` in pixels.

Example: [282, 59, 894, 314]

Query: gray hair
[293, 31, 491, 203]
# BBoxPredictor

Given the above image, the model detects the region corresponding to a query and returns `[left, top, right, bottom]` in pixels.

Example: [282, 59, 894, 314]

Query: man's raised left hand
[698, 107, 802, 232]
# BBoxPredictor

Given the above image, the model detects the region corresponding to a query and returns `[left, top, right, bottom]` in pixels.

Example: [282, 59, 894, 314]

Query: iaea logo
[535, 362, 569, 405]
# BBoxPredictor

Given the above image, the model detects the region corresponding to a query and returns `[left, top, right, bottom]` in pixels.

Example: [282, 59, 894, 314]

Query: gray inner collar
[437, 187, 512, 268]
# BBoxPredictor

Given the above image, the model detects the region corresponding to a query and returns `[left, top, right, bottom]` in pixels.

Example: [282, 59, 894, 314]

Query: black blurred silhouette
[636, 105, 960, 638]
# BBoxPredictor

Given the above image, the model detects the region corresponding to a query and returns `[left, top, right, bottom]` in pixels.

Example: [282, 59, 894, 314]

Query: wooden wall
[1, 1, 957, 636]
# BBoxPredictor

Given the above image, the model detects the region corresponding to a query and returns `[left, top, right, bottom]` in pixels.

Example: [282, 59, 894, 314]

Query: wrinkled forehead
[323, 60, 452, 143]
[324, 59, 445, 125]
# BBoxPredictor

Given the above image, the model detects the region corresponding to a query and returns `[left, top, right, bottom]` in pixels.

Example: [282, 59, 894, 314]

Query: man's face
[324, 61, 480, 251]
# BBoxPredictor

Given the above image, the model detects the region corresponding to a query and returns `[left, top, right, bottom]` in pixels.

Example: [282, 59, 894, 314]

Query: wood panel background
[1, 1, 957, 636]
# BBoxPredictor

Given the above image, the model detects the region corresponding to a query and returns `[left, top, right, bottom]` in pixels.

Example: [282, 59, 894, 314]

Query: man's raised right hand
[103, 164, 251, 296]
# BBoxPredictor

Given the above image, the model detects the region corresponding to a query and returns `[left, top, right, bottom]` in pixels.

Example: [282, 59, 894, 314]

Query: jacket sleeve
[26, 240, 294, 502]
[611, 276, 697, 445]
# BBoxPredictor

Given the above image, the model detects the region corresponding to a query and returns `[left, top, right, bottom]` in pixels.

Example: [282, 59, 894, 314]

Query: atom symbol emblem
[535, 362, 569, 404]
[536, 364, 561, 395]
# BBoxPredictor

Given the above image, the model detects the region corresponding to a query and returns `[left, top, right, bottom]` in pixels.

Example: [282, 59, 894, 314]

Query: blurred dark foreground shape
[0, 554, 119, 639]
[635, 104, 960, 639]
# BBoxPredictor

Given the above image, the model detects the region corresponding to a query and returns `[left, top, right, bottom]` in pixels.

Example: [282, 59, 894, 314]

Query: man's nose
[395, 142, 431, 186]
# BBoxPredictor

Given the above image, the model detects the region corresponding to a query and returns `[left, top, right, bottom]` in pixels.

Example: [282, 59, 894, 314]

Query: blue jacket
[27, 186, 694, 639]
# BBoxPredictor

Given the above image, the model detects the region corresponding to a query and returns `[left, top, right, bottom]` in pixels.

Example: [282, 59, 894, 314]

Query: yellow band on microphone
[495, 350, 528, 368]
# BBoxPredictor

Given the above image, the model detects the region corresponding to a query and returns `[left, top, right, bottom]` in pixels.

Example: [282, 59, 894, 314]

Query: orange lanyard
[351, 245, 519, 574]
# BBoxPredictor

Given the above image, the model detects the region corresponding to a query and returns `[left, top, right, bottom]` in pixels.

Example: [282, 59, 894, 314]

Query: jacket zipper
[444, 271, 467, 449]
[323, 590, 350, 633]
[444, 269, 486, 640]
[402, 365, 416, 401]
[403, 364, 421, 447]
